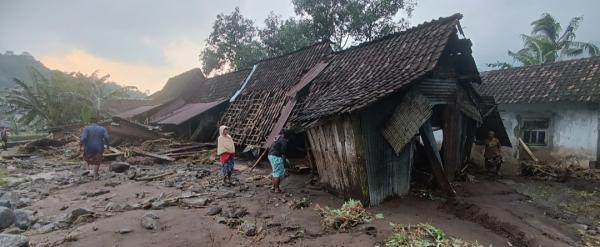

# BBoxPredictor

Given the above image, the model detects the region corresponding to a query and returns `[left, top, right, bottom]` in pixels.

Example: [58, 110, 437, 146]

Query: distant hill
[0, 51, 51, 89]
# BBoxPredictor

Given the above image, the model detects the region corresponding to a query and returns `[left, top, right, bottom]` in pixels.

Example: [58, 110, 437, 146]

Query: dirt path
[0, 156, 593, 246]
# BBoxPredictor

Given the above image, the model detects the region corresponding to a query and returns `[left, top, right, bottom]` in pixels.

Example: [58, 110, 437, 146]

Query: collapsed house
[112, 69, 250, 142]
[478, 57, 600, 167]
[289, 14, 509, 205]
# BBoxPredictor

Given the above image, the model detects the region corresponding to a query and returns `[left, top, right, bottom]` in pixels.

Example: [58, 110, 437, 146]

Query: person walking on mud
[80, 116, 110, 179]
[268, 129, 292, 193]
[484, 130, 502, 176]
[1, 127, 9, 151]
[217, 125, 236, 186]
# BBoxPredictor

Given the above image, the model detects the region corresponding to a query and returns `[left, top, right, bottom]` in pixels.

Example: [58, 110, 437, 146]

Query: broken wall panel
[382, 90, 432, 154]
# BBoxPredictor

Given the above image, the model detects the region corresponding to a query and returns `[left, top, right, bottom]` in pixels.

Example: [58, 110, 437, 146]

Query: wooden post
[420, 121, 456, 197]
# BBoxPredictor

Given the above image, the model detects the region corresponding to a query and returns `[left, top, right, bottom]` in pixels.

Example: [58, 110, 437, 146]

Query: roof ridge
[334, 13, 463, 54]
[484, 56, 600, 75]
[205, 68, 251, 80]
[254, 40, 332, 64]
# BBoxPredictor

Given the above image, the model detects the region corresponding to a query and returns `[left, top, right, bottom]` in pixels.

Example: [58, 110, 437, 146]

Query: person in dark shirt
[268, 129, 293, 193]
[80, 117, 110, 179]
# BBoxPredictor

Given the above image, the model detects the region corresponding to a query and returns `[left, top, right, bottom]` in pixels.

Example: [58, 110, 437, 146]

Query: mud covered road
[0, 150, 597, 246]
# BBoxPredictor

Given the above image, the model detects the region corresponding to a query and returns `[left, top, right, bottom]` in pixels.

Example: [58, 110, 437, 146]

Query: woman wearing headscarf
[217, 125, 235, 185]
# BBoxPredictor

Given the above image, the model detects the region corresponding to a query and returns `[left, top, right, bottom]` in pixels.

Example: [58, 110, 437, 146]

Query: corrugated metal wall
[359, 96, 414, 205]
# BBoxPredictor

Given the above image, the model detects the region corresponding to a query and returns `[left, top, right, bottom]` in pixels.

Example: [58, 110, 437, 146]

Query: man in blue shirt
[80, 117, 110, 178]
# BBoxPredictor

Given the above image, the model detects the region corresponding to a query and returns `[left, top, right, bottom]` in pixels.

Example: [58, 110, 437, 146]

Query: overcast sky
[1, 0, 599, 93]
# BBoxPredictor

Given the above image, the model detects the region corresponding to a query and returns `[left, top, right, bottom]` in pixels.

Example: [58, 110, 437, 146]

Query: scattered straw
[315, 199, 372, 231]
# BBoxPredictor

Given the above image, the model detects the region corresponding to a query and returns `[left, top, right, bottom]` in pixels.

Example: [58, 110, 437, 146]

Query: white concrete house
[479, 57, 600, 167]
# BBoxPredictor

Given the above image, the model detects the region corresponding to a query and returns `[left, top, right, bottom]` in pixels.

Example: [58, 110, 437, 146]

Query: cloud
[40, 39, 203, 94]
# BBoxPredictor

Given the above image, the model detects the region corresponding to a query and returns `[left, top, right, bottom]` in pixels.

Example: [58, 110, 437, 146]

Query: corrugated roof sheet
[156, 100, 227, 125]
[479, 56, 600, 104]
[115, 105, 160, 119]
[293, 14, 463, 124]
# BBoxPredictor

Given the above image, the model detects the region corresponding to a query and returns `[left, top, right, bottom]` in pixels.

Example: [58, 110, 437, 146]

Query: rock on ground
[13, 209, 36, 230]
[240, 222, 257, 237]
[68, 208, 94, 222]
[110, 162, 130, 173]
[0, 234, 29, 247]
[141, 213, 160, 230]
[0, 207, 15, 230]
[206, 207, 222, 216]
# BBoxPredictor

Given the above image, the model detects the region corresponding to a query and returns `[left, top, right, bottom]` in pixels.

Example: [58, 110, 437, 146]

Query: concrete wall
[499, 103, 599, 164]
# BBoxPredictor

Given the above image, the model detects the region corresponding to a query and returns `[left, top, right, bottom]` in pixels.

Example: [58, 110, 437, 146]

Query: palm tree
[508, 13, 599, 66]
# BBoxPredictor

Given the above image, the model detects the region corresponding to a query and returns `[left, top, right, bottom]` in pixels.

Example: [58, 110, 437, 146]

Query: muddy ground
[0, 147, 598, 247]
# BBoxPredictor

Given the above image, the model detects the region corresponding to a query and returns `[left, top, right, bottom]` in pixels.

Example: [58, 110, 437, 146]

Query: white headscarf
[217, 125, 235, 155]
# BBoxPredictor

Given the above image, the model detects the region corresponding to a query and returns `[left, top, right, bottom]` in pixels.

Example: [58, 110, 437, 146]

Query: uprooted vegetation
[384, 223, 483, 247]
[520, 160, 600, 182]
[315, 199, 372, 231]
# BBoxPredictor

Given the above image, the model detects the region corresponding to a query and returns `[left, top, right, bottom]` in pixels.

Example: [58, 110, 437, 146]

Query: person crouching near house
[80, 116, 110, 179]
[217, 125, 236, 186]
[484, 130, 502, 176]
[268, 129, 292, 193]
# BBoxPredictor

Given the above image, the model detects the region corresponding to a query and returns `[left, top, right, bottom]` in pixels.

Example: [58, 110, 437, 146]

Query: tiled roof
[219, 42, 332, 146]
[479, 56, 600, 104]
[152, 68, 205, 103]
[183, 69, 250, 103]
[293, 14, 463, 124]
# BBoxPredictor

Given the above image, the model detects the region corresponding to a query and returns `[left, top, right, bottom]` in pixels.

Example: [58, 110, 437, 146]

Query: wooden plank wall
[306, 115, 369, 202]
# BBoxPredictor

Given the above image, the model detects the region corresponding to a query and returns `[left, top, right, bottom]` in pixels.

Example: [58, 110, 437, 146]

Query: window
[522, 120, 549, 146]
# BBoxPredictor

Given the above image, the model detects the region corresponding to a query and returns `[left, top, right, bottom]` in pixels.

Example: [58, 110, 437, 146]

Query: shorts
[84, 152, 103, 165]
[222, 158, 234, 177]
[268, 155, 285, 178]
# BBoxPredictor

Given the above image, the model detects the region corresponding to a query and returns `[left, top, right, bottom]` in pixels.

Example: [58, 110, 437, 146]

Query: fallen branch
[134, 170, 176, 181]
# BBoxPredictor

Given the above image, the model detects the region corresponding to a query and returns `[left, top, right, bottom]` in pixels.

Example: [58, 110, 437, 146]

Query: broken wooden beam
[134, 170, 176, 181]
[419, 121, 456, 197]
[518, 138, 539, 162]
[132, 149, 175, 162]
[157, 143, 215, 155]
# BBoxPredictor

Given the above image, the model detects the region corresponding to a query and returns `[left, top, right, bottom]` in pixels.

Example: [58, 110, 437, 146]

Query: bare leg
[93, 164, 100, 179]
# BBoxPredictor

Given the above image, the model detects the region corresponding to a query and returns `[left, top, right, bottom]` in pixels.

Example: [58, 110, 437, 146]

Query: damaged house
[290, 14, 508, 205]
[218, 42, 332, 149]
[112, 68, 251, 142]
[479, 57, 600, 167]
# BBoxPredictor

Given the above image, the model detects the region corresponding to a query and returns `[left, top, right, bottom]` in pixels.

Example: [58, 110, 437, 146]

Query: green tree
[259, 13, 319, 57]
[200, 1, 415, 74]
[200, 7, 266, 75]
[491, 13, 599, 68]
[292, 0, 415, 49]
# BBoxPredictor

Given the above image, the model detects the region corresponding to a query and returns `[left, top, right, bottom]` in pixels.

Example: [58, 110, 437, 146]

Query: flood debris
[520, 160, 600, 181]
[315, 199, 372, 231]
[384, 223, 483, 247]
